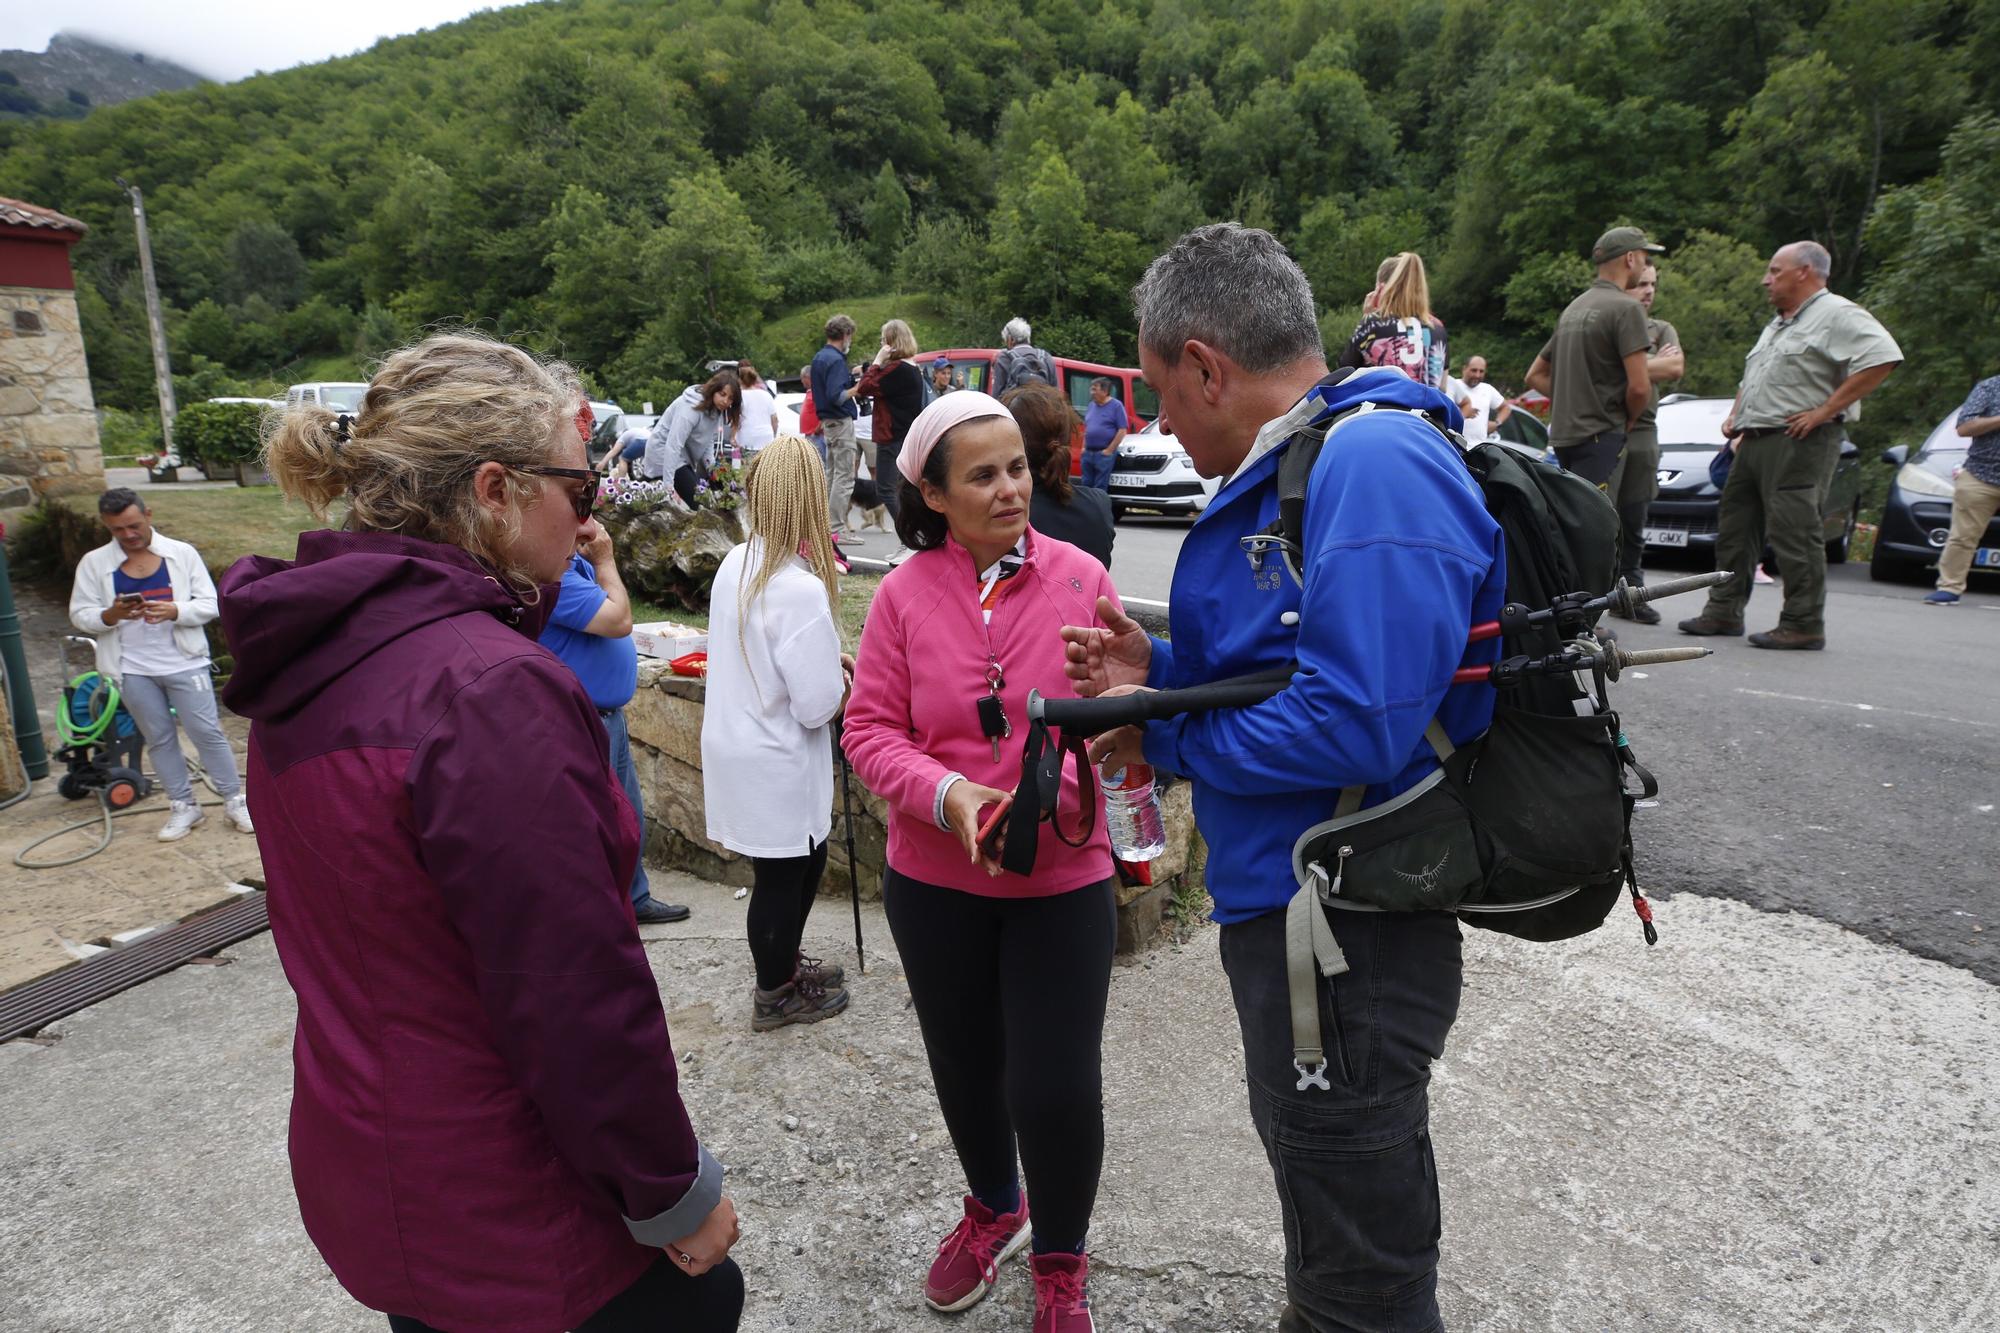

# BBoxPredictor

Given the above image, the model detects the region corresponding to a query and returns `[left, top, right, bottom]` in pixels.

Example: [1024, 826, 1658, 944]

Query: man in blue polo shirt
[1080, 376, 1131, 491]
[540, 520, 691, 925]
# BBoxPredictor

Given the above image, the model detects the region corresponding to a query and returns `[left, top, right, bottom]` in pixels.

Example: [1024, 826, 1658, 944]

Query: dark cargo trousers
[1698, 423, 1842, 635]
[1220, 905, 1464, 1332]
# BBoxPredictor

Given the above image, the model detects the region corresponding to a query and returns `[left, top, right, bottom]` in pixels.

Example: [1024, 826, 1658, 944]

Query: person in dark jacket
[220, 333, 743, 1333]
[1004, 381, 1114, 570]
[855, 318, 927, 523]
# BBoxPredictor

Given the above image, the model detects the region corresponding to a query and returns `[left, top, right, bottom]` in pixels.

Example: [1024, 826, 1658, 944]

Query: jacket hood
[1316, 365, 1464, 430]
[220, 530, 554, 721]
[676, 385, 704, 409]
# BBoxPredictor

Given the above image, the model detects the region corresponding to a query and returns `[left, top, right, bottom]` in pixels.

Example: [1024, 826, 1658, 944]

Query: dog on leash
[848, 476, 890, 532]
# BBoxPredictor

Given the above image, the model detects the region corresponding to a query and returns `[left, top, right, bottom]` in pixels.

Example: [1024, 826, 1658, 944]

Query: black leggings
[882, 869, 1116, 1251]
[874, 442, 903, 520]
[747, 840, 827, 991]
[386, 1256, 743, 1333]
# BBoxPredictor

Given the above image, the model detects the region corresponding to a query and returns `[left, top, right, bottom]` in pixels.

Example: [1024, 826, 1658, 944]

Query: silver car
[1106, 419, 1221, 519]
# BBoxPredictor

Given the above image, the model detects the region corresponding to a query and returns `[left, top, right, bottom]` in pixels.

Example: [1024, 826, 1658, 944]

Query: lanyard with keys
[976, 658, 1010, 762]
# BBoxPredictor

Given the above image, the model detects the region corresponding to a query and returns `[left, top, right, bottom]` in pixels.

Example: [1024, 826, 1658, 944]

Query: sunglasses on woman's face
[513, 465, 602, 521]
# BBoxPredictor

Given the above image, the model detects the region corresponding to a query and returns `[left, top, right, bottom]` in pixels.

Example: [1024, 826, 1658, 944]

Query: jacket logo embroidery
[1393, 849, 1451, 898]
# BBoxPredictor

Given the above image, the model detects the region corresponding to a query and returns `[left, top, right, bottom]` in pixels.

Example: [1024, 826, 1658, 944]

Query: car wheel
[1825, 499, 1859, 564]
[1868, 543, 1928, 584]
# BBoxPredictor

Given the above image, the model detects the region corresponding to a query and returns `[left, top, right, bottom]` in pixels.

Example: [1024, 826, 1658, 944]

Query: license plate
[1976, 548, 2000, 568]
[1644, 526, 1689, 548]
[1110, 474, 1144, 487]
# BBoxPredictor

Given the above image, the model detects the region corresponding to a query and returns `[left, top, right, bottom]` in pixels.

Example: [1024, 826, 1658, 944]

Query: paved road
[843, 520, 1998, 983]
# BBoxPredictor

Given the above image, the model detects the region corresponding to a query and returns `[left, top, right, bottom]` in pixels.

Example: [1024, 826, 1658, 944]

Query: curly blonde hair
[263, 332, 582, 596]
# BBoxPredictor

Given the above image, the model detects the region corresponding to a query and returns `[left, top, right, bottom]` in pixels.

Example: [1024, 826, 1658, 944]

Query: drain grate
[0, 891, 270, 1042]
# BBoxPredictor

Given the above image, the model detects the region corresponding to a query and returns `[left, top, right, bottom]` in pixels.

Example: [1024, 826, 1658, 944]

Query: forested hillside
[0, 0, 1995, 449]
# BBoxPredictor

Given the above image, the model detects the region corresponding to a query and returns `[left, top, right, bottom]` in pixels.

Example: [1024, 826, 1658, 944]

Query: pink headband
[897, 390, 1011, 485]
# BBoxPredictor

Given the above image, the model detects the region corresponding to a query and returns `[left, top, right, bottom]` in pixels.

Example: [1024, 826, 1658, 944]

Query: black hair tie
[333, 413, 355, 444]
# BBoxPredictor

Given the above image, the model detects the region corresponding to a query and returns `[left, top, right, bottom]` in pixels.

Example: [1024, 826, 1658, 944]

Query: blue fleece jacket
[1141, 368, 1507, 925]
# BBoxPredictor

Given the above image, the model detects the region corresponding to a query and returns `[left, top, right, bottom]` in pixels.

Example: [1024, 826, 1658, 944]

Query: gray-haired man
[1063, 224, 1504, 1330]
[990, 317, 1057, 396]
[1680, 241, 1901, 649]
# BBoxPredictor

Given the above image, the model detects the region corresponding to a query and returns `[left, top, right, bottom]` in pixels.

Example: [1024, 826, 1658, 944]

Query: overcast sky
[0, 2, 540, 82]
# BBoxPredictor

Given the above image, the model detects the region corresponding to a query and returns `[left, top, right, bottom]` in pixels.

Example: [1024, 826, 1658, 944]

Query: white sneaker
[223, 794, 254, 834]
[158, 800, 206, 842]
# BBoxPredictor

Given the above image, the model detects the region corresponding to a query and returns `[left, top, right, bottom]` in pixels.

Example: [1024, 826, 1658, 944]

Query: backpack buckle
[1239, 531, 1296, 575]
[1293, 1058, 1331, 1093]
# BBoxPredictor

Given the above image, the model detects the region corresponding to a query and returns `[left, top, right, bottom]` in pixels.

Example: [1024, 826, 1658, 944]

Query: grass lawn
[144, 486, 331, 565]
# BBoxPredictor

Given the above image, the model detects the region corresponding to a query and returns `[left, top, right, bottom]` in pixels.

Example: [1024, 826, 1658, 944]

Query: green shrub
[175, 401, 270, 471]
[98, 406, 162, 462]
[4, 498, 99, 586]
[1036, 315, 1116, 366]
[767, 240, 879, 308]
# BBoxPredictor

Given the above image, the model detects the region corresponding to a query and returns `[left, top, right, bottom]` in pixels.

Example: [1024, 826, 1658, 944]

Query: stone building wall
[622, 659, 1202, 953]
[0, 286, 103, 509]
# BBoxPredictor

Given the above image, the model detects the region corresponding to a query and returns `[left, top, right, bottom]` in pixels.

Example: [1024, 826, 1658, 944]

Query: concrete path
[2, 872, 1994, 1332]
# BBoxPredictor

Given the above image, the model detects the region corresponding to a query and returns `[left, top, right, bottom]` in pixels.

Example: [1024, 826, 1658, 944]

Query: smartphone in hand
[976, 794, 1013, 861]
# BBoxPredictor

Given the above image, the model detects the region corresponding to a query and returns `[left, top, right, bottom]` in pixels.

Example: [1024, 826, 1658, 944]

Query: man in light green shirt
[1680, 241, 1901, 649]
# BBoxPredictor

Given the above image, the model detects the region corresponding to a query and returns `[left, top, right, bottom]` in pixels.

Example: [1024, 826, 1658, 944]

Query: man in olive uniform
[1524, 225, 1661, 487]
[1606, 261, 1685, 623]
[1679, 241, 1901, 650]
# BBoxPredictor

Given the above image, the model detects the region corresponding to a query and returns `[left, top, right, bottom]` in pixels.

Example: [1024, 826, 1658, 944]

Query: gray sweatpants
[823, 416, 858, 533]
[120, 668, 242, 804]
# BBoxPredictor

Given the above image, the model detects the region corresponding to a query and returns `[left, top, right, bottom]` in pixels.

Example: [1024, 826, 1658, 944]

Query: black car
[1871, 408, 2000, 582]
[1642, 395, 1863, 563]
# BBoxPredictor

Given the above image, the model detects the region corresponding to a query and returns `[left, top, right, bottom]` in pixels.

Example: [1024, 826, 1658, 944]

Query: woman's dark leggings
[748, 840, 827, 991]
[386, 1256, 743, 1333]
[874, 442, 903, 520]
[882, 868, 1116, 1252]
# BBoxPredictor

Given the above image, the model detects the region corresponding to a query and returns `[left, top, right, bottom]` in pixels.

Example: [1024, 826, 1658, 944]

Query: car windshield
[321, 385, 367, 413]
[1916, 409, 1967, 461]
[1656, 398, 1733, 450]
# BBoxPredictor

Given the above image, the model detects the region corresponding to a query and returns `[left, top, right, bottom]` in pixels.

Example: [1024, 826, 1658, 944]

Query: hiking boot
[157, 800, 205, 842]
[634, 896, 691, 924]
[1031, 1252, 1096, 1333]
[925, 1194, 1031, 1312]
[1609, 600, 1662, 625]
[795, 951, 845, 988]
[1748, 627, 1825, 651]
[1677, 615, 1744, 636]
[1924, 590, 1961, 606]
[223, 793, 255, 834]
[751, 976, 850, 1032]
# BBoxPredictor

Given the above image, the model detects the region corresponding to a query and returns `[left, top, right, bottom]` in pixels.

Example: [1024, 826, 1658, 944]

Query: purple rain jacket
[220, 531, 720, 1332]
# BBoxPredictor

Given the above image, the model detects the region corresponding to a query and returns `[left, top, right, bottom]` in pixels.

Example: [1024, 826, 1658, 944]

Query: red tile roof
[0, 197, 89, 236]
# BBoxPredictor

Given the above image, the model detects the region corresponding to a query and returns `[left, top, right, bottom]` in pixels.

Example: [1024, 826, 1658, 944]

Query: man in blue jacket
[1066, 224, 1505, 1331]
[811, 314, 862, 537]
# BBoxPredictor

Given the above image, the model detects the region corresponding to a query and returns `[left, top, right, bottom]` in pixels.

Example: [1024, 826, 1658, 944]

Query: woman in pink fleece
[843, 391, 1117, 1333]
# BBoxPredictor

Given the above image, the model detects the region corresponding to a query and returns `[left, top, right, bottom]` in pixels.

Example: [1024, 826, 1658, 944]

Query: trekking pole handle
[1027, 666, 1296, 737]
[1613, 645, 1714, 668]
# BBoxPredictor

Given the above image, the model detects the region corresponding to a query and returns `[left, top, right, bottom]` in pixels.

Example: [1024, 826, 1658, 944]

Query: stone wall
[622, 659, 1203, 954]
[0, 286, 102, 509]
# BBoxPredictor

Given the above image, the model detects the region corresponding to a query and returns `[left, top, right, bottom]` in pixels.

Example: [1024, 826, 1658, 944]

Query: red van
[912, 348, 1157, 474]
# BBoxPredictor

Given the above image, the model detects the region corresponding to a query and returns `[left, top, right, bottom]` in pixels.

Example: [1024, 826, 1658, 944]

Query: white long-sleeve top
[68, 531, 219, 684]
[700, 540, 844, 858]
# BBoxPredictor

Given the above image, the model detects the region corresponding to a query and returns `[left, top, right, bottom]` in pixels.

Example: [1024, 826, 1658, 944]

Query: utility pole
[115, 177, 178, 469]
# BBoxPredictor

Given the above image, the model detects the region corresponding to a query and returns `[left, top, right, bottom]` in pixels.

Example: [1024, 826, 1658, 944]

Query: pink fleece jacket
[843, 527, 1119, 896]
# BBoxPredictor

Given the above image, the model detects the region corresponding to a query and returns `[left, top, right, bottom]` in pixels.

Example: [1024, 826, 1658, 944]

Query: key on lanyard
[978, 660, 1009, 762]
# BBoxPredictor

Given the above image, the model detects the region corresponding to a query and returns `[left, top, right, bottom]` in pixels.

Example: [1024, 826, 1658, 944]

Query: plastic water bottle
[1102, 764, 1167, 861]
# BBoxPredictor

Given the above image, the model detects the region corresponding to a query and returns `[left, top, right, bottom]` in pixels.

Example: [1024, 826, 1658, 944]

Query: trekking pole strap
[1286, 874, 1349, 1093]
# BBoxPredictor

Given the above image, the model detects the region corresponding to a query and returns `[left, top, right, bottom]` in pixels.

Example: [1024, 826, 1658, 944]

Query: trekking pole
[834, 720, 865, 975]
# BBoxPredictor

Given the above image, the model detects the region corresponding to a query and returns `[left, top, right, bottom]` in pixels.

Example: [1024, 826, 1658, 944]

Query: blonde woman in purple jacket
[843, 392, 1120, 1333]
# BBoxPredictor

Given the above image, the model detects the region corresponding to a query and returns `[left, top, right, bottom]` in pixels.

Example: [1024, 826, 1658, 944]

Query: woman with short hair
[702, 434, 855, 1031]
[1337, 251, 1449, 390]
[843, 391, 1121, 1333]
[856, 318, 927, 523]
[646, 371, 741, 503]
[222, 332, 743, 1332]
[1004, 381, 1114, 570]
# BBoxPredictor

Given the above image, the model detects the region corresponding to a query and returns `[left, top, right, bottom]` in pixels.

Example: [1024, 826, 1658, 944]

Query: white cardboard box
[632, 621, 709, 660]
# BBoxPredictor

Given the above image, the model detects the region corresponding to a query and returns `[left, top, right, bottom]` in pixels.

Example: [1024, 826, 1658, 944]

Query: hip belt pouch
[1291, 705, 1627, 918]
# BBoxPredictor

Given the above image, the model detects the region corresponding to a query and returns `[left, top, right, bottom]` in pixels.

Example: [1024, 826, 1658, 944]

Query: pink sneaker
[923, 1193, 1030, 1312]
[1031, 1251, 1095, 1332]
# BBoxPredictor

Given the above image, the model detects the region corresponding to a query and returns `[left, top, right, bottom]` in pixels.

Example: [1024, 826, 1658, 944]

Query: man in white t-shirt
[1448, 355, 1511, 443]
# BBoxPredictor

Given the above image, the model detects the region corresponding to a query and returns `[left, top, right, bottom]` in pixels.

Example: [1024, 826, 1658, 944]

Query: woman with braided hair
[701, 434, 856, 1030]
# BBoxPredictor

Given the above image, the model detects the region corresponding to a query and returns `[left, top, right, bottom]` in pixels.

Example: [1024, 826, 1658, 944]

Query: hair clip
[333, 413, 355, 444]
